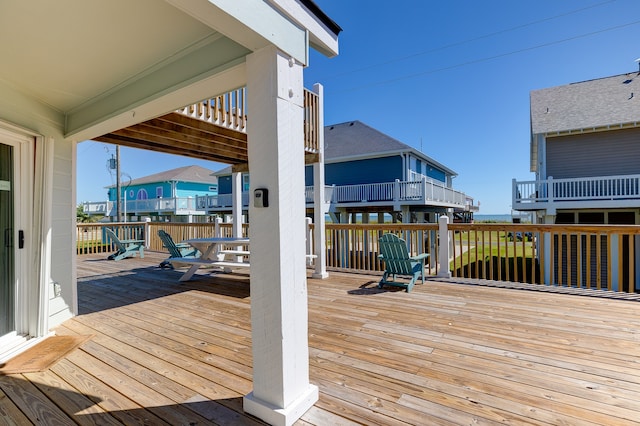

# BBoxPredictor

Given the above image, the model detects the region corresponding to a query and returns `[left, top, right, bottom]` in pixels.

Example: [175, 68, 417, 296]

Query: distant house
[513, 71, 640, 291]
[84, 165, 218, 222]
[199, 120, 477, 223]
[513, 71, 640, 225]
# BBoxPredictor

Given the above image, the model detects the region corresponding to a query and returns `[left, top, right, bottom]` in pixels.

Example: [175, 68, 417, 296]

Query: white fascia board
[405, 148, 457, 177]
[65, 58, 246, 141]
[269, 0, 338, 58]
[168, 0, 308, 65]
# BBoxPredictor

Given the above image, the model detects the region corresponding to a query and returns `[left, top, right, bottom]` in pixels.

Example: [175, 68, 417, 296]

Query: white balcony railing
[175, 87, 321, 153]
[195, 180, 472, 211]
[83, 197, 203, 216]
[513, 174, 640, 208]
[325, 179, 468, 207]
[195, 192, 251, 209]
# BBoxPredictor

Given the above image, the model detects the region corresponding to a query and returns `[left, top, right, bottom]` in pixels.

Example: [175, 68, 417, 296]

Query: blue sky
[77, 0, 640, 213]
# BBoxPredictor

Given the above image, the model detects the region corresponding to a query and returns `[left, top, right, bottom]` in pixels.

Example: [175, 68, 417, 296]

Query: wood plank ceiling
[94, 112, 248, 164]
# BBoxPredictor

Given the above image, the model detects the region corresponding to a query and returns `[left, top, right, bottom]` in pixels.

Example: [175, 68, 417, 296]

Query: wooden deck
[2, 251, 640, 425]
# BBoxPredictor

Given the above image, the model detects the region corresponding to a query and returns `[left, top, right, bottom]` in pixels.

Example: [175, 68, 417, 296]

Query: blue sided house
[85, 165, 218, 222]
[201, 120, 477, 223]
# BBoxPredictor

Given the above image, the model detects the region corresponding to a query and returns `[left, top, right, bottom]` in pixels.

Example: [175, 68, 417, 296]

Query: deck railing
[76, 221, 248, 255]
[175, 87, 320, 153]
[177, 87, 247, 132]
[195, 180, 470, 212]
[513, 174, 640, 207]
[77, 221, 640, 294]
[83, 197, 203, 217]
[330, 179, 468, 207]
[195, 192, 251, 210]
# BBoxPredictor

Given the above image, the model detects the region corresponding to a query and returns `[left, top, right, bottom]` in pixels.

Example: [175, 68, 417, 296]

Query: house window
[156, 187, 163, 198]
[137, 189, 148, 200]
[243, 175, 250, 191]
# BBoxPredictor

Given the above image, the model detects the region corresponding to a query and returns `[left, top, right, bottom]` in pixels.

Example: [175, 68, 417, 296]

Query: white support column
[232, 171, 244, 262]
[214, 216, 222, 238]
[312, 83, 328, 279]
[437, 215, 451, 278]
[243, 45, 317, 426]
[402, 206, 411, 223]
[232, 172, 242, 238]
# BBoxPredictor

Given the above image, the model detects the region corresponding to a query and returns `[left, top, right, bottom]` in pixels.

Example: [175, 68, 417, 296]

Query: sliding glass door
[0, 142, 14, 338]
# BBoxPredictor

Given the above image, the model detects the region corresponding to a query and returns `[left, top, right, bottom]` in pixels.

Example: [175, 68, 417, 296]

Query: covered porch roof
[0, 0, 338, 143]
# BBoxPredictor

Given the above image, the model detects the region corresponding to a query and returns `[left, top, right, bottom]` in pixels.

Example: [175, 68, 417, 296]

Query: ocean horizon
[473, 214, 516, 222]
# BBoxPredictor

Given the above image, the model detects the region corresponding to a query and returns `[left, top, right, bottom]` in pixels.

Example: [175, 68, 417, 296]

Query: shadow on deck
[2, 251, 640, 425]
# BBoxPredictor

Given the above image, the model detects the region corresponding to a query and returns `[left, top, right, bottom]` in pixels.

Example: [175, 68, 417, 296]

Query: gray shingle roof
[212, 120, 457, 176]
[531, 71, 640, 134]
[110, 165, 218, 187]
[324, 120, 455, 175]
[324, 121, 410, 159]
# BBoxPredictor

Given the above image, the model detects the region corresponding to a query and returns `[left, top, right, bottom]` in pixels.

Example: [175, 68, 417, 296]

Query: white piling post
[437, 215, 451, 278]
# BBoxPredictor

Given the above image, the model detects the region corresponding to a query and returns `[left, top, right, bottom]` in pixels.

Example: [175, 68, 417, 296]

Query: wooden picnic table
[170, 237, 250, 281]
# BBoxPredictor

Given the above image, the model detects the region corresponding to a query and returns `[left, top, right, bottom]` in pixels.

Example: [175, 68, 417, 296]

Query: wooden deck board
[1, 251, 640, 425]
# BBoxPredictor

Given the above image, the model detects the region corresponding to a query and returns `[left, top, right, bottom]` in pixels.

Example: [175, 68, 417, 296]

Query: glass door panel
[0, 142, 14, 337]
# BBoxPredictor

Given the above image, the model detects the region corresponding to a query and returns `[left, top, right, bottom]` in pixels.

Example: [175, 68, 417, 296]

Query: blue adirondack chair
[378, 233, 429, 292]
[157, 229, 200, 269]
[105, 227, 145, 261]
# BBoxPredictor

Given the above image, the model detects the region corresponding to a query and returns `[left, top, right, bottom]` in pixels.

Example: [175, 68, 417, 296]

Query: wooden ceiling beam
[159, 112, 247, 141]
[135, 120, 247, 152]
[95, 111, 253, 165]
[94, 135, 244, 164]
[112, 125, 247, 161]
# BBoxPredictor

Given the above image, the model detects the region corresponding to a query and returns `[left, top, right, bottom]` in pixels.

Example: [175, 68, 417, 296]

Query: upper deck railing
[175, 87, 320, 153]
[193, 179, 473, 212]
[513, 174, 640, 209]
[327, 179, 469, 209]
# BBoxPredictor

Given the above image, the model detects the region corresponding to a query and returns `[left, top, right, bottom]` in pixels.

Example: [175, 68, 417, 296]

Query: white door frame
[0, 122, 40, 360]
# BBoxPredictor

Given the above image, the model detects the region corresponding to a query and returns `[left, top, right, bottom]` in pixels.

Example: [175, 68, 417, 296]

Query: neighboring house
[199, 120, 478, 223]
[513, 70, 640, 225]
[1, 2, 340, 424]
[84, 165, 218, 222]
[512, 70, 640, 291]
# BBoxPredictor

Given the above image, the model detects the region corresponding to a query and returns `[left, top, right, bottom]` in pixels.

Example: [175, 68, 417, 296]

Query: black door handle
[4, 228, 11, 247]
[18, 230, 24, 249]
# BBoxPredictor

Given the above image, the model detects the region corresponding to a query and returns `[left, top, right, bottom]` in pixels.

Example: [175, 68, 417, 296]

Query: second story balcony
[83, 197, 204, 217]
[95, 85, 322, 166]
[513, 174, 640, 212]
[195, 179, 476, 213]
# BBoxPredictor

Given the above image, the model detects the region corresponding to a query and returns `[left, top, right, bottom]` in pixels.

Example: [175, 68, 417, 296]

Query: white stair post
[312, 83, 328, 279]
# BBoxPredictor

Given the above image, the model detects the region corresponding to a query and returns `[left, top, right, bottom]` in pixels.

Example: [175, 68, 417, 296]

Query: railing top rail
[515, 173, 640, 185]
[326, 223, 439, 230]
[449, 223, 640, 234]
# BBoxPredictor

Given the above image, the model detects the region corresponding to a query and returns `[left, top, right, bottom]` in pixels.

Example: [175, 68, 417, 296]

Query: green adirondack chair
[378, 233, 429, 292]
[157, 229, 200, 269]
[105, 227, 144, 261]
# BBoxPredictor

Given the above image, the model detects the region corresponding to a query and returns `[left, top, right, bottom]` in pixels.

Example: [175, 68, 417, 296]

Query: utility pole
[116, 145, 121, 222]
